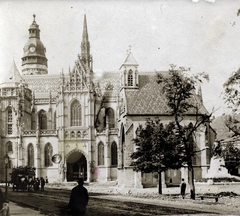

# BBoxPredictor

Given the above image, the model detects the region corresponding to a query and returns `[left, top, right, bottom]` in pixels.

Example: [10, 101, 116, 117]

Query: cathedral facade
[0, 15, 215, 188]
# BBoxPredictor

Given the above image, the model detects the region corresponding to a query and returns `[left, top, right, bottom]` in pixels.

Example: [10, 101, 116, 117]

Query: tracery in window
[71, 100, 82, 126]
[39, 110, 47, 129]
[44, 143, 53, 167]
[6, 141, 13, 152]
[128, 70, 133, 86]
[98, 142, 104, 165]
[28, 143, 34, 167]
[111, 142, 118, 166]
[106, 108, 115, 128]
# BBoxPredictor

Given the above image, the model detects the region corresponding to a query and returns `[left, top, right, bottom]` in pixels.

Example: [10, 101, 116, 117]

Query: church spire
[81, 14, 92, 70]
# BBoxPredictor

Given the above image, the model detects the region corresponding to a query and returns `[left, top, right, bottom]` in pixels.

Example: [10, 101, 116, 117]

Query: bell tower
[119, 47, 139, 89]
[21, 14, 48, 75]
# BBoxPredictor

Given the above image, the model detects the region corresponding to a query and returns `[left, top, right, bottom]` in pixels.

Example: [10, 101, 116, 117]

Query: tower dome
[21, 14, 48, 75]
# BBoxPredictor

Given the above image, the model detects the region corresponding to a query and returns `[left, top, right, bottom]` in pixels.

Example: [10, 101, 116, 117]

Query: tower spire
[81, 14, 91, 69]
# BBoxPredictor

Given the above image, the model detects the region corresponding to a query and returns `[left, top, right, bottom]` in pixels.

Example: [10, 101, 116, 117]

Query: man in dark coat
[68, 178, 89, 216]
[180, 178, 187, 199]
[0, 187, 4, 210]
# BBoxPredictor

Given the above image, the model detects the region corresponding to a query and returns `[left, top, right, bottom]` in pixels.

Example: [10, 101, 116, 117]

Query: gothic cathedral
[0, 15, 215, 188]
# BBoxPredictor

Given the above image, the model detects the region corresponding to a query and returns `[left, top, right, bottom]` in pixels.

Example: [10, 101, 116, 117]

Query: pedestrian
[37, 178, 40, 191]
[68, 178, 89, 216]
[45, 176, 48, 184]
[40, 177, 45, 191]
[0, 187, 4, 210]
[180, 178, 186, 199]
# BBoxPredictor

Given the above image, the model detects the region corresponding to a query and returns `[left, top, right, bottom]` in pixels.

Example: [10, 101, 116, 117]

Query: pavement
[4, 182, 240, 215]
[7, 202, 43, 215]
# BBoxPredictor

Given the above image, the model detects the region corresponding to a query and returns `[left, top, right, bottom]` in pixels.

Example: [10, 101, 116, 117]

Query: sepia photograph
[0, 0, 240, 215]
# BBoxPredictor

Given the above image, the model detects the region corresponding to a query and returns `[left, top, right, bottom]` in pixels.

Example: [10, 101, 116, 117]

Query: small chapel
[0, 14, 216, 188]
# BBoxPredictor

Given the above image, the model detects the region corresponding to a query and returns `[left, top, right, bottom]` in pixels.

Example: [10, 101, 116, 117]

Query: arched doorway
[66, 151, 87, 181]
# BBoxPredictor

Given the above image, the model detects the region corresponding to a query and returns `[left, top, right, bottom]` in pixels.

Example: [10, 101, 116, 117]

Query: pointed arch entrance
[66, 150, 87, 181]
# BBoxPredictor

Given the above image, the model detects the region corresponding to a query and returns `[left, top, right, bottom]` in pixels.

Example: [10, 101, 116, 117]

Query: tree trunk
[188, 163, 195, 199]
[158, 171, 162, 194]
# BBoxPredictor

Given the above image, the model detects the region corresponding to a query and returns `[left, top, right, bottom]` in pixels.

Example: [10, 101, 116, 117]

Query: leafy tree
[131, 65, 210, 199]
[223, 69, 240, 135]
[221, 142, 240, 176]
[131, 119, 186, 194]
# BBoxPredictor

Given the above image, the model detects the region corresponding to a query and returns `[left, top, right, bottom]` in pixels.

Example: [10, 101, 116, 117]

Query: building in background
[0, 14, 216, 188]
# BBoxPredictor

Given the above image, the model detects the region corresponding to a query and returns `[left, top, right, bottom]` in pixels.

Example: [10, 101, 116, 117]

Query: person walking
[68, 178, 89, 216]
[0, 188, 4, 210]
[40, 177, 45, 191]
[180, 178, 187, 199]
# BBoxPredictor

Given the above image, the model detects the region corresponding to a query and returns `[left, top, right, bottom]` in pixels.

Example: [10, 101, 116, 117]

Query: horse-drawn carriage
[10, 166, 36, 192]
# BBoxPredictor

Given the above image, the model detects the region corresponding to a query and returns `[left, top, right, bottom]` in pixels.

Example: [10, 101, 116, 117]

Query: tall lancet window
[128, 70, 133, 86]
[111, 142, 118, 166]
[45, 143, 53, 167]
[71, 100, 82, 126]
[28, 143, 34, 167]
[39, 110, 47, 129]
[106, 108, 115, 129]
[7, 109, 13, 134]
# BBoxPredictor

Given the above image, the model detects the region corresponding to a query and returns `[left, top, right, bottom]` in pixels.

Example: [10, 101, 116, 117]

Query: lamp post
[3, 153, 9, 203]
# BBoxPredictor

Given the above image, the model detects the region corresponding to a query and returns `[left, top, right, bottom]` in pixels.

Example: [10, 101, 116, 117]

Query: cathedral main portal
[66, 151, 87, 181]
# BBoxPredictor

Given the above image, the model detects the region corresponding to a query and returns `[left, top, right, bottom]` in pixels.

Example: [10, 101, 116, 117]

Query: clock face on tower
[29, 46, 35, 52]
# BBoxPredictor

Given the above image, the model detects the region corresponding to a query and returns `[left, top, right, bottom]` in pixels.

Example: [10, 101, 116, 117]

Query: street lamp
[3, 153, 9, 203]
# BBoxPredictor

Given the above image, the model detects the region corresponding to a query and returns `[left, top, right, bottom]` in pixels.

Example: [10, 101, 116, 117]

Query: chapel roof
[125, 71, 209, 115]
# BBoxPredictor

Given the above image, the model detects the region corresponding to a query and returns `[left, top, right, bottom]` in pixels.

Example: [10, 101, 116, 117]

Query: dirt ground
[6, 188, 209, 216]
[2, 182, 240, 215]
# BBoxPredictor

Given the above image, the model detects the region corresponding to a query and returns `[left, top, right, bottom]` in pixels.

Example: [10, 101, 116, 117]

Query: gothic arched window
[128, 70, 133, 86]
[111, 142, 118, 166]
[71, 100, 82, 126]
[6, 141, 13, 152]
[106, 108, 115, 129]
[98, 142, 104, 165]
[28, 143, 34, 167]
[39, 110, 47, 130]
[44, 143, 53, 167]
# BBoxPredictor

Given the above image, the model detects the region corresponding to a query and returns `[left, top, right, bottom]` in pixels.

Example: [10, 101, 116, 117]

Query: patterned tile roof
[125, 71, 209, 115]
[23, 74, 60, 98]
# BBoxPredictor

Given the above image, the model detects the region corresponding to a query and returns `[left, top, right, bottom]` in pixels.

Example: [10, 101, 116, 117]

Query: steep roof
[24, 74, 60, 99]
[120, 52, 138, 69]
[125, 71, 209, 115]
[3, 60, 23, 83]
[211, 115, 234, 140]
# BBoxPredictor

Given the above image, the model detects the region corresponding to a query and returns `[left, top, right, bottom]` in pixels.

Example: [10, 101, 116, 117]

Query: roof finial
[84, 9, 86, 14]
[33, 14, 36, 22]
[129, 45, 132, 52]
[126, 45, 132, 55]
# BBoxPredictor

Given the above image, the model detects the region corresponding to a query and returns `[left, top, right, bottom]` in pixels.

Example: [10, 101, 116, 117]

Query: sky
[0, 0, 240, 117]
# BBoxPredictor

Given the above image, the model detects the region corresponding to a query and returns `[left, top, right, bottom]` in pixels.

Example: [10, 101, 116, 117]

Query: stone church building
[0, 15, 215, 188]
